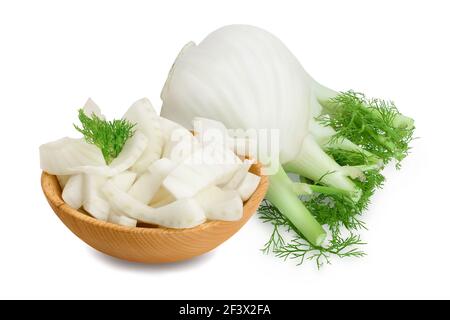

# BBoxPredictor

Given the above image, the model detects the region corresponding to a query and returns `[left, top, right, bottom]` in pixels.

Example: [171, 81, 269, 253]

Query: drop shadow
[87, 247, 215, 273]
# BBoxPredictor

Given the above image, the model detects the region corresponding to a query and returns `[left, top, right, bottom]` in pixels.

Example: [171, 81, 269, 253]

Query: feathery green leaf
[319, 91, 414, 167]
[74, 110, 135, 164]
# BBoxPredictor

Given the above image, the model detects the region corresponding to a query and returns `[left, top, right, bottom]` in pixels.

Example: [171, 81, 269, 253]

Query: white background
[0, 0, 448, 299]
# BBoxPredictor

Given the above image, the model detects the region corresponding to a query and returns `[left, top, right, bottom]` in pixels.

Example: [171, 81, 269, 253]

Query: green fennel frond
[74, 109, 135, 164]
[353, 170, 385, 212]
[275, 233, 366, 269]
[259, 200, 366, 268]
[260, 148, 385, 268]
[319, 91, 415, 167]
[326, 148, 378, 167]
[260, 201, 289, 254]
[305, 149, 385, 235]
[304, 192, 366, 235]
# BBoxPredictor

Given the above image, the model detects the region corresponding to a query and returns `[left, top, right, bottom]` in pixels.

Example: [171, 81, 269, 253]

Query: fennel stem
[283, 135, 361, 201]
[266, 165, 326, 247]
[293, 183, 351, 197]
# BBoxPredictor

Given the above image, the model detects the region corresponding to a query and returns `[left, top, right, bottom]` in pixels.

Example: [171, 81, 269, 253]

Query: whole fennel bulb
[161, 25, 414, 248]
[161, 27, 312, 165]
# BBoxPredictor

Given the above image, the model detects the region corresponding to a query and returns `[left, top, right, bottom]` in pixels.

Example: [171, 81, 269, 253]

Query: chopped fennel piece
[164, 132, 200, 162]
[128, 172, 159, 203]
[108, 213, 137, 227]
[148, 157, 178, 176]
[102, 181, 206, 228]
[192, 117, 256, 158]
[40, 137, 106, 175]
[162, 164, 205, 199]
[128, 158, 177, 204]
[83, 174, 109, 221]
[159, 116, 192, 146]
[195, 186, 243, 221]
[236, 172, 261, 201]
[192, 117, 232, 148]
[57, 175, 70, 189]
[110, 171, 137, 192]
[82, 98, 105, 119]
[163, 144, 241, 199]
[106, 170, 140, 226]
[222, 160, 252, 190]
[123, 98, 164, 173]
[62, 174, 83, 209]
[150, 187, 176, 208]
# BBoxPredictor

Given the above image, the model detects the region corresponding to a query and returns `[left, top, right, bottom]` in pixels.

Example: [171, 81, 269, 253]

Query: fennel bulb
[160, 25, 414, 255]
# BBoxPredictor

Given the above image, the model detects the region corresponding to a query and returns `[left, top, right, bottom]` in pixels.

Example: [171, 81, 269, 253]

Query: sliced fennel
[107, 174, 138, 227]
[40, 137, 106, 175]
[57, 175, 70, 189]
[123, 98, 164, 173]
[41, 98, 261, 229]
[128, 158, 177, 204]
[159, 116, 191, 146]
[150, 187, 176, 208]
[82, 98, 105, 119]
[236, 172, 261, 202]
[195, 186, 243, 221]
[222, 160, 252, 190]
[193, 117, 256, 158]
[193, 117, 233, 148]
[83, 174, 110, 221]
[163, 143, 242, 199]
[62, 174, 83, 209]
[102, 180, 206, 228]
[108, 213, 137, 227]
[162, 163, 210, 199]
[161, 118, 201, 162]
[110, 171, 137, 192]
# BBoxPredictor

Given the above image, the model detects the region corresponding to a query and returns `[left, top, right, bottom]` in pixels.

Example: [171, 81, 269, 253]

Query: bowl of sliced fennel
[40, 98, 268, 263]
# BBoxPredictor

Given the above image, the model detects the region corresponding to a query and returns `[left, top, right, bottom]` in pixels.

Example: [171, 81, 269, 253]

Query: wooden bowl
[41, 163, 268, 263]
